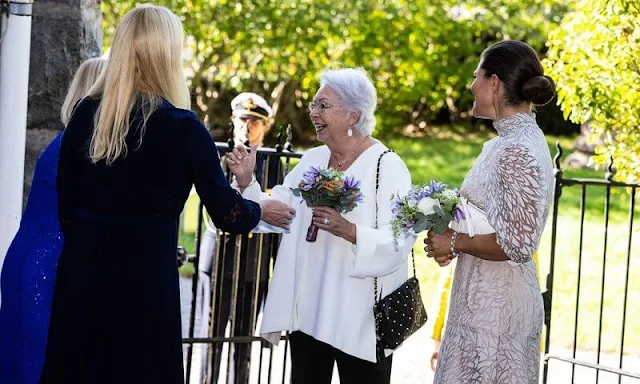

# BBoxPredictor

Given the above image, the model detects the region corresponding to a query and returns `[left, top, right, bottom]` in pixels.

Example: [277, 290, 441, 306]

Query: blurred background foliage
[103, 0, 639, 181]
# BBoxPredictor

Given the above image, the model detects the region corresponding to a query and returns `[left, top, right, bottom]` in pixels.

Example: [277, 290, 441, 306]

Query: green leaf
[433, 220, 449, 234]
[413, 219, 431, 233]
[438, 211, 453, 223]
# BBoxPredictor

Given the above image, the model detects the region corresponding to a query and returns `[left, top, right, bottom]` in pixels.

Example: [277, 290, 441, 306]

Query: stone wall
[24, 0, 102, 203]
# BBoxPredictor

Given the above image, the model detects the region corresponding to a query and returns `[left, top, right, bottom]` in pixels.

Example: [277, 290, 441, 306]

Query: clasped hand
[226, 144, 257, 188]
[424, 229, 455, 267]
[312, 207, 357, 243]
[227, 144, 295, 230]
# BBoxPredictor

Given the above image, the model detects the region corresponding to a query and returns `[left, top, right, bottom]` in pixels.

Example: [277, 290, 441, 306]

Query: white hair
[319, 67, 377, 136]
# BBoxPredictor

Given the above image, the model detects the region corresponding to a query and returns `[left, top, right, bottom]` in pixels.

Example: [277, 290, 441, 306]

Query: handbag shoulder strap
[373, 149, 393, 231]
[373, 149, 417, 303]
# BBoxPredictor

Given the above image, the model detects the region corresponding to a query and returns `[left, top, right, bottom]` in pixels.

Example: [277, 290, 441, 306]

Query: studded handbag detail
[372, 150, 428, 362]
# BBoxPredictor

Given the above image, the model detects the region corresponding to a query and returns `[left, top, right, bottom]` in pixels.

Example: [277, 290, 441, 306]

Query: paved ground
[179, 276, 640, 384]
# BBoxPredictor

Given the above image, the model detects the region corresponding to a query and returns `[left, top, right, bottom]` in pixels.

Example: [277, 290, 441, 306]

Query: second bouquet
[390, 180, 464, 244]
[291, 166, 364, 242]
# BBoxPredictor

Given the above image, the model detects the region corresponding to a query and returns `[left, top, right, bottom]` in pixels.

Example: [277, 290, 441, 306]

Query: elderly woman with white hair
[227, 67, 415, 383]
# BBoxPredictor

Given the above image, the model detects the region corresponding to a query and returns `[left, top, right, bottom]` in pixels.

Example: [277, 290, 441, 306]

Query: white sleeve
[350, 153, 416, 278]
[197, 221, 217, 273]
[239, 181, 269, 202]
[245, 165, 299, 234]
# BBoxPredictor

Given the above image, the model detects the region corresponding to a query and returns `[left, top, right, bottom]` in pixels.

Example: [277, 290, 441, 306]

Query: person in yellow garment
[427, 251, 543, 372]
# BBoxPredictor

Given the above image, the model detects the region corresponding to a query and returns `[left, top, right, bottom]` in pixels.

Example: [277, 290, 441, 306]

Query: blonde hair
[88, 5, 190, 165]
[60, 58, 107, 126]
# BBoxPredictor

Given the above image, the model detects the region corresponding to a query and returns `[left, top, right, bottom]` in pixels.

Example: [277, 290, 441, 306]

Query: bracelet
[450, 231, 461, 259]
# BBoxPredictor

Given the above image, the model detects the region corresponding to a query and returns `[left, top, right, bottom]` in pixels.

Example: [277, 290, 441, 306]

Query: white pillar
[0, 0, 33, 288]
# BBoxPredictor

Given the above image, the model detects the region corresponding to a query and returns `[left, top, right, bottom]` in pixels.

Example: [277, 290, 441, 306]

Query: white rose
[417, 197, 439, 215]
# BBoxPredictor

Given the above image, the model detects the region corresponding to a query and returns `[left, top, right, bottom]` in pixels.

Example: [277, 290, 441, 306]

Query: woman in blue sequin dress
[0, 58, 106, 384]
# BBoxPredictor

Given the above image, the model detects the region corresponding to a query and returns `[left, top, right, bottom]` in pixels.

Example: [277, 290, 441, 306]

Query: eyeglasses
[308, 101, 340, 113]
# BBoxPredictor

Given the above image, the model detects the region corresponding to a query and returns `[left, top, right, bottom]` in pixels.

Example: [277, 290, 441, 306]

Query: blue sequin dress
[0, 133, 63, 384]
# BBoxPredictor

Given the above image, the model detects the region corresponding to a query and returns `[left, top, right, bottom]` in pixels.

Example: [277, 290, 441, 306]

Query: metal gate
[181, 127, 302, 384]
[542, 143, 640, 383]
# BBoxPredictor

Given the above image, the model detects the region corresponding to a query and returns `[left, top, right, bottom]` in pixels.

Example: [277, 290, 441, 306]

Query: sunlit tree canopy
[544, 0, 640, 182]
[103, 0, 568, 141]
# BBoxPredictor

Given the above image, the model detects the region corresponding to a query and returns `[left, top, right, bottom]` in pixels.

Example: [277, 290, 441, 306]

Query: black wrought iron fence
[181, 139, 639, 384]
[542, 143, 639, 384]
[181, 127, 302, 384]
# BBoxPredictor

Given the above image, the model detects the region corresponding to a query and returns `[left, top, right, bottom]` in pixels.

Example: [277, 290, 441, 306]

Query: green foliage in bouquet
[291, 167, 364, 213]
[390, 181, 463, 243]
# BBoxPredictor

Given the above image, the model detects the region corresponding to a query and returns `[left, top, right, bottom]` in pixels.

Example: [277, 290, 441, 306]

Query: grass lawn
[180, 127, 640, 356]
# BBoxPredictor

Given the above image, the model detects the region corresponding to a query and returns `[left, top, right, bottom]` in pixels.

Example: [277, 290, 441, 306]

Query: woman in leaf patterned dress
[424, 40, 556, 383]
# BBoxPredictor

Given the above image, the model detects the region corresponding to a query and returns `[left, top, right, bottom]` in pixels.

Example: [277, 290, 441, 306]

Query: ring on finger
[323, 217, 329, 225]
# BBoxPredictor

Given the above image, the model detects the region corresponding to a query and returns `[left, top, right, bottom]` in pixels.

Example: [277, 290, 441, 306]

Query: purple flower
[300, 166, 321, 191]
[415, 180, 447, 199]
[343, 175, 361, 191]
[453, 207, 465, 222]
[429, 180, 447, 193]
[417, 187, 432, 199]
[300, 181, 314, 192]
[408, 190, 422, 203]
[303, 166, 321, 181]
[391, 196, 404, 215]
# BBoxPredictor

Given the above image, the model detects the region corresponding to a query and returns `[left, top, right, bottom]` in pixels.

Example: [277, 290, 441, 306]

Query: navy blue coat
[40, 97, 260, 384]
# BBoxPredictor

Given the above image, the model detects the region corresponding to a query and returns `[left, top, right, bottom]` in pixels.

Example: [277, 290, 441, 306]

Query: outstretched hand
[259, 199, 296, 230]
[226, 144, 258, 187]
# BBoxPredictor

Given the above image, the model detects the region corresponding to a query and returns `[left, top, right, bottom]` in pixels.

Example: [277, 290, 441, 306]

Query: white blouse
[242, 141, 415, 362]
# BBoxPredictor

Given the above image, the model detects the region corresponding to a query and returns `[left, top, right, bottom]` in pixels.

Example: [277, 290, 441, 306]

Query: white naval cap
[231, 92, 273, 121]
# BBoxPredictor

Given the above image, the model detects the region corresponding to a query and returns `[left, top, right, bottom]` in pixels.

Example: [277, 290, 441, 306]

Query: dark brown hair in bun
[521, 75, 556, 106]
[480, 40, 556, 106]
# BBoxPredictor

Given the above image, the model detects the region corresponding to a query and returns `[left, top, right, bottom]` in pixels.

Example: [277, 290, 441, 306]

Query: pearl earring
[347, 128, 353, 137]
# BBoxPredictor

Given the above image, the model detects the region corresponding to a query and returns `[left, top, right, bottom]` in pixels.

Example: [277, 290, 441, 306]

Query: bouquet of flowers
[291, 166, 364, 242]
[390, 180, 464, 243]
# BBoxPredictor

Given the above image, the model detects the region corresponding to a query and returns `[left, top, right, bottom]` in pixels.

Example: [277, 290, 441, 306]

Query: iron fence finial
[275, 125, 284, 152]
[285, 124, 293, 152]
[553, 141, 564, 179]
[605, 155, 615, 182]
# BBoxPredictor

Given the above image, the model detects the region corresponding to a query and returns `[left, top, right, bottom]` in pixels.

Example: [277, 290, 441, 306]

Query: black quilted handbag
[372, 150, 428, 361]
